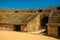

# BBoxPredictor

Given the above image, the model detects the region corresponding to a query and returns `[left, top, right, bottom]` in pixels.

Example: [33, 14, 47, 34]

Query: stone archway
[41, 16, 48, 28]
[41, 16, 49, 33]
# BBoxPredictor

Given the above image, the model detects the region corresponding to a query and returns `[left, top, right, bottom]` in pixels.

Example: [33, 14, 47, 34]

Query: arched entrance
[41, 16, 48, 32]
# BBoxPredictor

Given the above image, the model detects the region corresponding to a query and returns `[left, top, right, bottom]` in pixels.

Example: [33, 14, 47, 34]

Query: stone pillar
[21, 24, 27, 32]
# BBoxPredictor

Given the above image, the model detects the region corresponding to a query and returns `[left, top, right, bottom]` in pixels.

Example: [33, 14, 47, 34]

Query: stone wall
[26, 14, 41, 32]
[47, 24, 60, 37]
[0, 6, 60, 32]
[21, 24, 27, 32]
[0, 24, 13, 31]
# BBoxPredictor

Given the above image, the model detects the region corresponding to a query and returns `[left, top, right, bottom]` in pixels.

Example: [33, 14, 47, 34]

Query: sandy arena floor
[0, 31, 58, 40]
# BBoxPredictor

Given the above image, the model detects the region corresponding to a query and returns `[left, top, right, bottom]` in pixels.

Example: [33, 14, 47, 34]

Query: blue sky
[0, 0, 60, 8]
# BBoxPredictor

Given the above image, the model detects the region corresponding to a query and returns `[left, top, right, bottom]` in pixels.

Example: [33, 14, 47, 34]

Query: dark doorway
[41, 16, 48, 33]
[58, 27, 60, 37]
[14, 25, 21, 31]
[41, 16, 48, 28]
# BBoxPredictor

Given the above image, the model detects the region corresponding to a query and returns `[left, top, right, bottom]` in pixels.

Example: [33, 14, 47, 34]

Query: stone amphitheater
[0, 6, 60, 38]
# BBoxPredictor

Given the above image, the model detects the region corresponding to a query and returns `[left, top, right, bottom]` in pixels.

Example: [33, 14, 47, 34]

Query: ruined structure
[0, 6, 60, 38]
[0, 8, 41, 32]
[47, 6, 60, 38]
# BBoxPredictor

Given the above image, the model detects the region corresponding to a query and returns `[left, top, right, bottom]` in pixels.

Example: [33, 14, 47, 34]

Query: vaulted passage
[41, 16, 48, 33]
[58, 27, 60, 37]
[41, 16, 48, 28]
[14, 25, 21, 31]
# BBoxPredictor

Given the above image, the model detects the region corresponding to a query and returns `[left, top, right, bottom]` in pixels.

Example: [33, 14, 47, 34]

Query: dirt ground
[0, 31, 58, 40]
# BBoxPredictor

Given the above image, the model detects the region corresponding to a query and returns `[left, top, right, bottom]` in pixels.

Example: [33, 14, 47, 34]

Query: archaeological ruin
[0, 6, 60, 38]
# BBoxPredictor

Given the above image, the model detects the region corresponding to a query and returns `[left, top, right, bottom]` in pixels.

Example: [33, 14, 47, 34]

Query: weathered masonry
[47, 6, 60, 38]
[0, 6, 60, 38]
[0, 8, 41, 32]
[47, 11, 60, 38]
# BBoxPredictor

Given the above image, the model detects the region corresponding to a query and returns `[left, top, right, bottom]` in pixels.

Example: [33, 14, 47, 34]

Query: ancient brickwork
[0, 6, 60, 37]
[0, 24, 13, 31]
[26, 14, 40, 32]
[47, 6, 60, 38]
